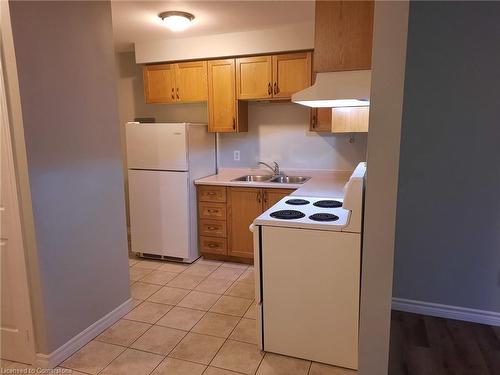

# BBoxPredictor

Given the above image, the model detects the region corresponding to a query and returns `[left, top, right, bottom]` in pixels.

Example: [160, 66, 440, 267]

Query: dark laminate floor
[390, 311, 500, 375]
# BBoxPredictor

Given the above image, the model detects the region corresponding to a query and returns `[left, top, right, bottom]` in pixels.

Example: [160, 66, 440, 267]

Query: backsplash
[218, 102, 367, 171]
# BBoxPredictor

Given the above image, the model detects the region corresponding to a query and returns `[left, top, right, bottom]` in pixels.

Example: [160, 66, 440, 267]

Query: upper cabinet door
[143, 64, 176, 103]
[208, 59, 238, 133]
[236, 56, 273, 100]
[272, 52, 312, 99]
[174, 61, 208, 102]
[310, 108, 333, 132]
[314, 1, 374, 72]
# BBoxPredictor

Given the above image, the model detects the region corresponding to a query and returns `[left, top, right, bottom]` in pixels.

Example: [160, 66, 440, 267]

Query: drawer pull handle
[207, 192, 217, 196]
[207, 226, 218, 230]
[207, 209, 219, 214]
[207, 243, 219, 248]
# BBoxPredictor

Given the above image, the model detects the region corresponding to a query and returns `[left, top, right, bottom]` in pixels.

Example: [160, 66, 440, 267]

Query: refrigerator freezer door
[126, 123, 188, 171]
[128, 169, 190, 259]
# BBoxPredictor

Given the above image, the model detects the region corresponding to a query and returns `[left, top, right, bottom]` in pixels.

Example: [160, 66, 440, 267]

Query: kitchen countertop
[194, 168, 352, 198]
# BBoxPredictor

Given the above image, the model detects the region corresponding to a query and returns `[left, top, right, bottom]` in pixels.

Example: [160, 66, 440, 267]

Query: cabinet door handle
[176, 88, 180, 100]
[276, 83, 280, 94]
[257, 191, 262, 203]
[312, 115, 317, 129]
[232, 118, 236, 130]
[171, 88, 174, 100]
[268, 82, 272, 96]
[263, 191, 268, 204]
[273, 82, 277, 95]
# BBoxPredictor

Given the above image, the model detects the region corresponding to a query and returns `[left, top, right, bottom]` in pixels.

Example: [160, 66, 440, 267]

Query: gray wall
[10, 1, 130, 353]
[115, 51, 367, 171]
[394, 1, 500, 313]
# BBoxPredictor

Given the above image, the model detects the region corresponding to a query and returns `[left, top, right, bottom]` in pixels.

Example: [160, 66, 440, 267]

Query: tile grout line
[306, 360, 313, 375]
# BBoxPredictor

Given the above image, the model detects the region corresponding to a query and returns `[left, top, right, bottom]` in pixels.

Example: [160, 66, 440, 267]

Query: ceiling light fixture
[159, 11, 195, 32]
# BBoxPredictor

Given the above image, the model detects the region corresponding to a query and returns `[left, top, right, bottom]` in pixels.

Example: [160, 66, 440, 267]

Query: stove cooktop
[254, 195, 349, 231]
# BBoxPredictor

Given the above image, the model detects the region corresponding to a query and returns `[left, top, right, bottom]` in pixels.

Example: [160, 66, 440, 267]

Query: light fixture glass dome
[159, 11, 195, 32]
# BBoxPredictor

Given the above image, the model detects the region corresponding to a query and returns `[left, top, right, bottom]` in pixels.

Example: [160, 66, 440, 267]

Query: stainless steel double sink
[231, 174, 311, 184]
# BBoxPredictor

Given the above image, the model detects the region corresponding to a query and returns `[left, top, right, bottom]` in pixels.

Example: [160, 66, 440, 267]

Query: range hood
[292, 70, 371, 108]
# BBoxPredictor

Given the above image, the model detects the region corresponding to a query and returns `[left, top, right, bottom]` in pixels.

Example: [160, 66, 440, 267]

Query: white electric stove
[252, 162, 366, 370]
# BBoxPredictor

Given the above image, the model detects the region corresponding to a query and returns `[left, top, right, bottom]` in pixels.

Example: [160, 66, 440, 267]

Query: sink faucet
[258, 161, 281, 175]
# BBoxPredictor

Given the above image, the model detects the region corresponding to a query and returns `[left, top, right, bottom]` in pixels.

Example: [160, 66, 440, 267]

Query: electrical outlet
[233, 150, 240, 161]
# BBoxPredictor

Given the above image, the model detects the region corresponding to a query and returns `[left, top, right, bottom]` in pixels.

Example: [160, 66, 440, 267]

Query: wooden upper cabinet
[236, 53, 311, 100]
[236, 56, 273, 100]
[310, 107, 369, 133]
[272, 52, 312, 99]
[331, 107, 369, 133]
[207, 59, 248, 133]
[314, 1, 374, 72]
[144, 64, 176, 103]
[144, 51, 312, 108]
[174, 61, 208, 102]
[227, 187, 263, 259]
[143, 62, 207, 104]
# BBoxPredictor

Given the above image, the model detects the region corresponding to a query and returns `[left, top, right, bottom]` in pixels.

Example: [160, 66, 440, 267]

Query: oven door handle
[249, 223, 256, 233]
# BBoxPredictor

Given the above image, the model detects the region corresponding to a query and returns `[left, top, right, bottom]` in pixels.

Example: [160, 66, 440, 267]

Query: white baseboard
[35, 298, 133, 368]
[392, 298, 500, 327]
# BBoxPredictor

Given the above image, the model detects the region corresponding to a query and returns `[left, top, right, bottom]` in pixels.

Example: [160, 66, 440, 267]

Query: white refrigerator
[126, 122, 216, 263]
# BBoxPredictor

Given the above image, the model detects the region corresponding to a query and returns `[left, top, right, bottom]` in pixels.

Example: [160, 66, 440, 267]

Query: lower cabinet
[263, 188, 295, 211]
[197, 185, 295, 261]
[227, 187, 264, 259]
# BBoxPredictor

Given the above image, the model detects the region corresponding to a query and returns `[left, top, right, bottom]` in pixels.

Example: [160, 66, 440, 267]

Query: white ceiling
[111, 1, 315, 52]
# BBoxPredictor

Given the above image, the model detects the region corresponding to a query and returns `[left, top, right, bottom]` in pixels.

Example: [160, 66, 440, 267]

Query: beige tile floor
[2, 257, 357, 375]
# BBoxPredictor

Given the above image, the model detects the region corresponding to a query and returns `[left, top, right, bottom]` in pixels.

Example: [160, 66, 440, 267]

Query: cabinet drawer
[199, 202, 227, 220]
[200, 236, 227, 255]
[198, 185, 227, 203]
[199, 219, 227, 238]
